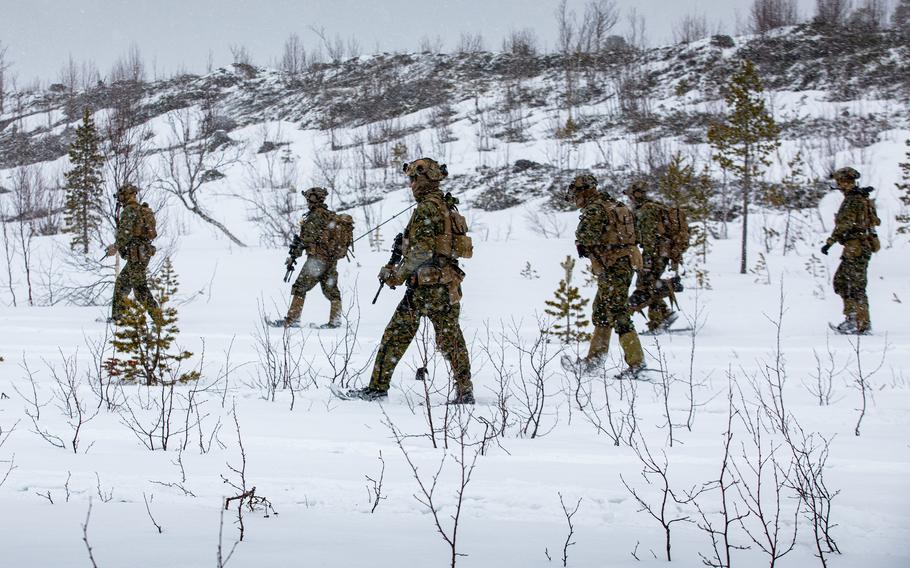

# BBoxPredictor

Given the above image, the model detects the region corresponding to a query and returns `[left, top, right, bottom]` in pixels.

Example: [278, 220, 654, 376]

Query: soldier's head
[303, 186, 328, 209]
[831, 167, 860, 191]
[565, 174, 598, 208]
[403, 158, 447, 193]
[624, 179, 648, 205]
[116, 183, 139, 203]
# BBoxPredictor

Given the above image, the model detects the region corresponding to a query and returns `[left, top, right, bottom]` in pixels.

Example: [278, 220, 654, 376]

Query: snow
[1, 66, 910, 568]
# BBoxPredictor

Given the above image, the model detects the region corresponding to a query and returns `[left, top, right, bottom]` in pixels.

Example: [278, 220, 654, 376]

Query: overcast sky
[1, 0, 818, 85]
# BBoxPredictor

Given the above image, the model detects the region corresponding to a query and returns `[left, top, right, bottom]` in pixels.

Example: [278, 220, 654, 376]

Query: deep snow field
[1, 97, 909, 567]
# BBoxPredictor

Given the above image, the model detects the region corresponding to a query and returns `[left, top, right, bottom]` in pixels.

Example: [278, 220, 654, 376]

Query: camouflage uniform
[111, 186, 158, 321]
[627, 183, 674, 331]
[365, 159, 472, 401]
[823, 168, 880, 333]
[284, 187, 342, 327]
[570, 175, 644, 371]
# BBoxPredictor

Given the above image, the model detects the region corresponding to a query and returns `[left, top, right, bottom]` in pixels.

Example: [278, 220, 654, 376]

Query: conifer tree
[544, 255, 591, 343]
[658, 153, 713, 288]
[708, 60, 780, 274]
[897, 139, 910, 235]
[109, 258, 197, 385]
[63, 108, 105, 254]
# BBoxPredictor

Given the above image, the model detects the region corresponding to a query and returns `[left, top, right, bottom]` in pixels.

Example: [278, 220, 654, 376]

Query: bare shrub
[750, 0, 801, 34]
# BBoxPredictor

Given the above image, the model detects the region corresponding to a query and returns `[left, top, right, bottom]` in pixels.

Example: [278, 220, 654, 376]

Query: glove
[379, 265, 405, 288]
[104, 244, 117, 257]
[285, 256, 296, 267]
[820, 243, 831, 256]
[576, 243, 588, 258]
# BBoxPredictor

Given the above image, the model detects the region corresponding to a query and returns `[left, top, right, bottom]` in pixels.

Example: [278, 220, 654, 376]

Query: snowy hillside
[1, 24, 909, 567]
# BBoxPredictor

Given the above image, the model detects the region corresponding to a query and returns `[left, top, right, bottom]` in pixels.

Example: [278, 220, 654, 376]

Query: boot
[284, 294, 306, 327]
[582, 326, 612, 371]
[447, 390, 475, 405]
[345, 386, 389, 401]
[322, 298, 342, 329]
[618, 331, 644, 370]
[854, 301, 871, 334]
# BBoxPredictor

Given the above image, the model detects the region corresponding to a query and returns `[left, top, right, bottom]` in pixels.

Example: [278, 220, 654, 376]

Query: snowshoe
[560, 353, 608, 375]
[264, 317, 298, 329]
[309, 321, 341, 330]
[828, 321, 871, 336]
[332, 386, 388, 402]
[614, 365, 654, 382]
[446, 391, 475, 406]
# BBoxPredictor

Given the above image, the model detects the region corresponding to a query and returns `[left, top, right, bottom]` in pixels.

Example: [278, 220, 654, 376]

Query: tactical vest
[402, 193, 471, 301]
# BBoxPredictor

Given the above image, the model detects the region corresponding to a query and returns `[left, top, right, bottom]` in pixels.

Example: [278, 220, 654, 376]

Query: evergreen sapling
[544, 255, 591, 343]
[63, 108, 105, 254]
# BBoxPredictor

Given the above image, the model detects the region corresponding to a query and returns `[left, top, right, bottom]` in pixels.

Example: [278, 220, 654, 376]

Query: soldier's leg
[832, 259, 851, 322]
[589, 282, 613, 362]
[319, 262, 343, 327]
[425, 286, 472, 395]
[609, 259, 643, 368]
[129, 259, 159, 318]
[111, 262, 135, 320]
[645, 257, 671, 330]
[368, 291, 420, 392]
[847, 254, 872, 331]
[286, 257, 324, 325]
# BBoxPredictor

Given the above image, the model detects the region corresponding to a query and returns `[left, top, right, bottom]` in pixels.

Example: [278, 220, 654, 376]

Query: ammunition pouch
[598, 245, 642, 271]
[125, 241, 156, 264]
[415, 260, 465, 304]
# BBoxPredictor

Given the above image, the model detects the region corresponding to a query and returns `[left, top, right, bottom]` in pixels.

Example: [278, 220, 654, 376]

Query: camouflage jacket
[294, 205, 335, 259]
[393, 184, 448, 284]
[634, 200, 668, 255]
[575, 192, 616, 253]
[115, 200, 145, 252]
[828, 188, 878, 246]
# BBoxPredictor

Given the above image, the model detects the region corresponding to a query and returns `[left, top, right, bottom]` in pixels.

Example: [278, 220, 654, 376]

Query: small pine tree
[63, 108, 105, 254]
[896, 139, 910, 235]
[708, 59, 781, 275]
[544, 256, 591, 343]
[109, 258, 197, 385]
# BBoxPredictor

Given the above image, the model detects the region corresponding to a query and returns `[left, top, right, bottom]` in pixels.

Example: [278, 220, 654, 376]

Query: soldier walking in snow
[280, 186, 352, 328]
[569, 174, 645, 378]
[105, 183, 159, 323]
[625, 179, 679, 333]
[347, 158, 474, 404]
[821, 167, 880, 335]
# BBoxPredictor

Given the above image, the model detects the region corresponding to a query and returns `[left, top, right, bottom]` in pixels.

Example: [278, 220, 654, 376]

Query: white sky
[1, 0, 817, 85]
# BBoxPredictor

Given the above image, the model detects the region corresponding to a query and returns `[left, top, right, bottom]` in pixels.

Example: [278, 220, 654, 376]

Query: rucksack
[135, 203, 157, 241]
[601, 200, 637, 248]
[426, 193, 473, 260]
[662, 205, 690, 262]
[324, 213, 354, 261]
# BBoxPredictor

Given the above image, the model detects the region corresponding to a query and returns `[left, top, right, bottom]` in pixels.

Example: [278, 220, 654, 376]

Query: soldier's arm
[637, 204, 662, 251]
[393, 202, 438, 281]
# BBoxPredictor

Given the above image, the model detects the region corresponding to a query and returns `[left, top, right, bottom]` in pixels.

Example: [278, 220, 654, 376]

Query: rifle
[283, 234, 303, 283]
[629, 275, 683, 316]
[372, 232, 404, 305]
[352, 203, 417, 245]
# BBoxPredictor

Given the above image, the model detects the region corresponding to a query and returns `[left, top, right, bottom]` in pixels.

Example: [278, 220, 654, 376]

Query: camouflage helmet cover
[403, 158, 448, 182]
[624, 178, 648, 198]
[117, 183, 139, 198]
[564, 173, 598, 201]
[303, 186, 328, 201]
[831, 167, 860, 182]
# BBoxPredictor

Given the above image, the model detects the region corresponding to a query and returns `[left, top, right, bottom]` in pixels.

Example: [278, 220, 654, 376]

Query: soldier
[105, 183, 159, 322]
[348, 158, 474, 404]
[569, 174, 645, 377]
[821, 167, 880, 334]
[625, 180, 678, 333]
[282, 187, 344, 328]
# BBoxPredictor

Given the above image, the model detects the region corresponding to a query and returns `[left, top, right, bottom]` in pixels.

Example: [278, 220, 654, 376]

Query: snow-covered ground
[1, 71, 909, 566]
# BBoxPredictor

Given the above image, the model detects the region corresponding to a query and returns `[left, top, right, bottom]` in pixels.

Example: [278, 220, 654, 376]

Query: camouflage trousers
[592, 256, 635, 335]
[291, 256, 341, 303]
[369, 284, 472, 395]
[636, 253, 672, 330]
[833, 250, 870, 321]
[112, 258, 159, 320]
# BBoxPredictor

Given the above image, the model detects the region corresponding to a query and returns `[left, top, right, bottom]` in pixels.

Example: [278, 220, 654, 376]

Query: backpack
[601, 201, 636, 248]
[426, 193, 473, 260]
[323, 213, 354, 261]
[661, 205, 690, 262]
[135, 203, 157, 241]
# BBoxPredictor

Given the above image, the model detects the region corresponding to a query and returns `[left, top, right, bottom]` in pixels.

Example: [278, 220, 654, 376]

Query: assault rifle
[629, 275, 683, 316]
[283, 234, 303, 283]
[372, 232, 404, 305]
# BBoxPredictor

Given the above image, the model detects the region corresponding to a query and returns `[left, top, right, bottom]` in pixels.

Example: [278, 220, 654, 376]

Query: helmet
[117, 184, 139, 198]
[403, 158, 448, 182]
[831, 167, 860, 182]
[303, 186, 328, 201]
[565, 174, 598, 202]
[624, 179, 648, 198]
